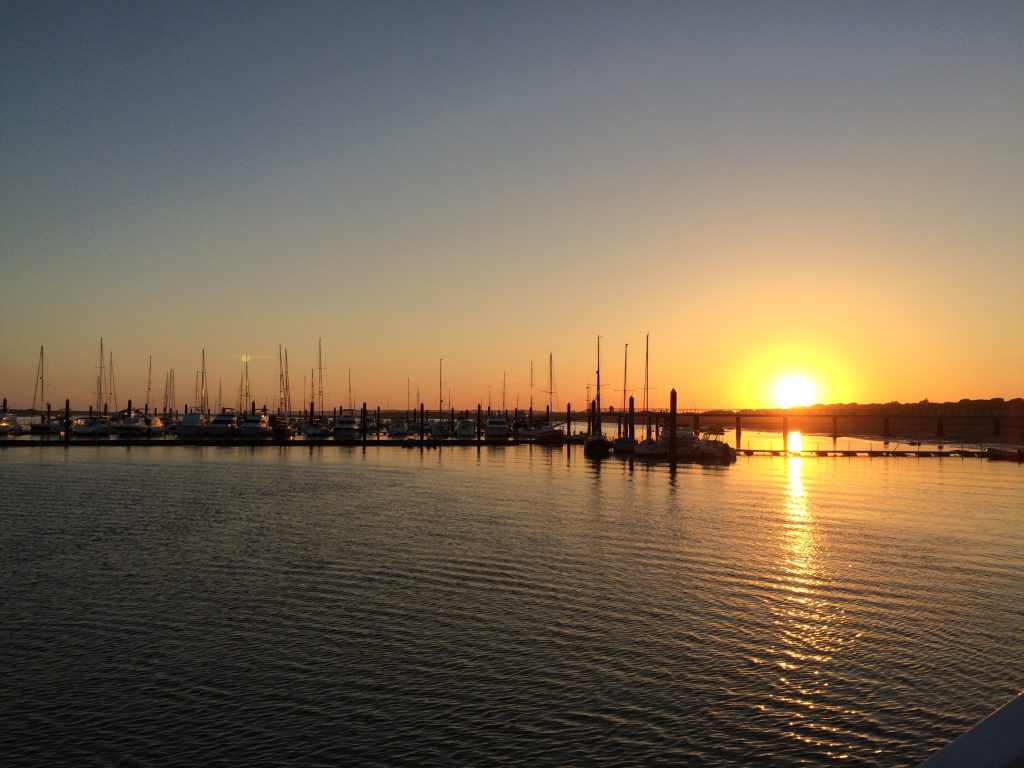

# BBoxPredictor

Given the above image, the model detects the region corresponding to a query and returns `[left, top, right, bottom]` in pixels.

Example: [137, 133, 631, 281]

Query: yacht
[176, 411, 208, 438]
[0, 411, 24, 436]
[387, 419, 409, 438]
[301, 419, 329, 439]
[454, 419, 476, 440]
[239, 411, 272, 438]
[115, 411, 164, 437]
[429, 419, 450, 439]
[484, 416, 510, 442]
[533, 422, 566, 445]
[333, 413, 360, 441]
[71, 416, 111, 437]
[207, 410, 239, 438]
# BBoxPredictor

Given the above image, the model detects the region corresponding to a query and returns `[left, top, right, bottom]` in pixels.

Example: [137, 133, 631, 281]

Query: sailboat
[176, 350, 209, 437]
[635, 333, 666, 457]
[534, 353, 566, 445]
[74, 339, 111, 437]
[29, 346, 60, 434]
[583, 336, 614, 456]
[613, 343, 636, 453]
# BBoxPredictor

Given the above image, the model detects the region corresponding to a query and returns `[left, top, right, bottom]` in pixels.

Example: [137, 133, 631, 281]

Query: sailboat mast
[32, 346, 44, 411]
[146, 356, 153, 411]
[317, 338, 324, 418]
[622, 343, 628, 413]
[644, 333, 651, 439]
[96, 338, 104, 413]
[595, 335, 602, 429]
[110, 351, 117, 413]
[200, 349, 208, 415]
[438, 358, 443, 415]
[284, 348, 292, 418]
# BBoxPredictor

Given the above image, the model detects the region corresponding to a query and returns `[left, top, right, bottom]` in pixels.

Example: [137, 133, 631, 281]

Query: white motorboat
[333, 413, 360, 441]
[454, 419, 476, 439]
[72, 417, 111, 437]
[207, 410, 239, 438]
[484, 416, 510, 441]
[0, 411, 24, 436]
[239, 411, 272, 438]
[115, 411, 164, 437]
[387, 419, 409, 438]
[176, 411, 208, 438]
[301, 419, 329, 438]
[429, 419, 450, 439]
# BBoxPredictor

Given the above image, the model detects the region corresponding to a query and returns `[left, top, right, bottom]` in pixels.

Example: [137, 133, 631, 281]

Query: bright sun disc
[772, 375, 817, 408]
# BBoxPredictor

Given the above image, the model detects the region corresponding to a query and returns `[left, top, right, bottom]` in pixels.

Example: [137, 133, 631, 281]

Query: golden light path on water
[765, 456, 857, 760]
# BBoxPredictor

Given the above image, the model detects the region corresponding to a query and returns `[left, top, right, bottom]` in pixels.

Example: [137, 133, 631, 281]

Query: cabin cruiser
[484, 416, 510, 441]
[0, 411, 24, 436]
[533, 422, 566, 445]
[387, 419, 409, 438]
[176, 411, 208, 438]
[454, 419, 476, 439]
[301, 419, 329, 438]
[239, 411, 272, 438]
[114, 410, 164, 437]
[207, 409, 239, 438]
[333, 413, 360, 441]
[429, 419, 450, 439]
[71, 416, 111, 437]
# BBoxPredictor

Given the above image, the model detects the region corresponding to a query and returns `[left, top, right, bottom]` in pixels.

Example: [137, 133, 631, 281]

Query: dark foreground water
[2, 446, 1022, 766]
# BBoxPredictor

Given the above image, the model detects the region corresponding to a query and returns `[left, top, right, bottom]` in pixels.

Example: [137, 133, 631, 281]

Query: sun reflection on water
[762, 456, 852, 759]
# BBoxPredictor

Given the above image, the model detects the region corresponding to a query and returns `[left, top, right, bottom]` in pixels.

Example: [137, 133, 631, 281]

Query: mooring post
[376, 406, 381, 440]
[361, 402, 368, 443]
[782, 415, 789, 453]
[128, 398, 132, 415]
[419, 403, 425, 440]
[64, 399, 71, 442]
[628, 395, 635, 440]
[669, 389, 678, 459]
[476, 404, 482, 441]
[735, 414, 743, 451]
[567, 404, 572, 437]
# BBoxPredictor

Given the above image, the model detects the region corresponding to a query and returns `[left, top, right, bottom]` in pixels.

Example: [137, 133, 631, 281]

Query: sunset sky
[2, 1, 1022, 412]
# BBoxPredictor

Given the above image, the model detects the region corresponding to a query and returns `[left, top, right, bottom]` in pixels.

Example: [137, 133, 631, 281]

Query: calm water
[2, 445, 1022, 766]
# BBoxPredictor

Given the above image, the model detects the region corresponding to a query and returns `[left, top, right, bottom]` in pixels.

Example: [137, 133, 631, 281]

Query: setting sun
[771, 375, 818, 409]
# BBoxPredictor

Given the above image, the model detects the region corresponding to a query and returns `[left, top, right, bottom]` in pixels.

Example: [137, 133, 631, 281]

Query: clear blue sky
[2, 1, 1022, 410]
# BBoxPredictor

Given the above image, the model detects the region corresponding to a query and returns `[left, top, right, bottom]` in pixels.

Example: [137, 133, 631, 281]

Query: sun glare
[771, 375, 818, 409]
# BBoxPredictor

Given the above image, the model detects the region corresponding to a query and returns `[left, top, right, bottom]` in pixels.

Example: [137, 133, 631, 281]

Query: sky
[2, 1, 1022, 412]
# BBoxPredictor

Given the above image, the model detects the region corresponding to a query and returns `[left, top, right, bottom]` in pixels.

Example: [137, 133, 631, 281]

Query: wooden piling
[64, 399, 71, 442]
[736, 414, 743, 450]
[782, 415, 789, 452]
[628, 395, 635, 440]
[419, 403, 425, 440]
[669, 389, 677, 459]
[361, 402, 367, 443]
